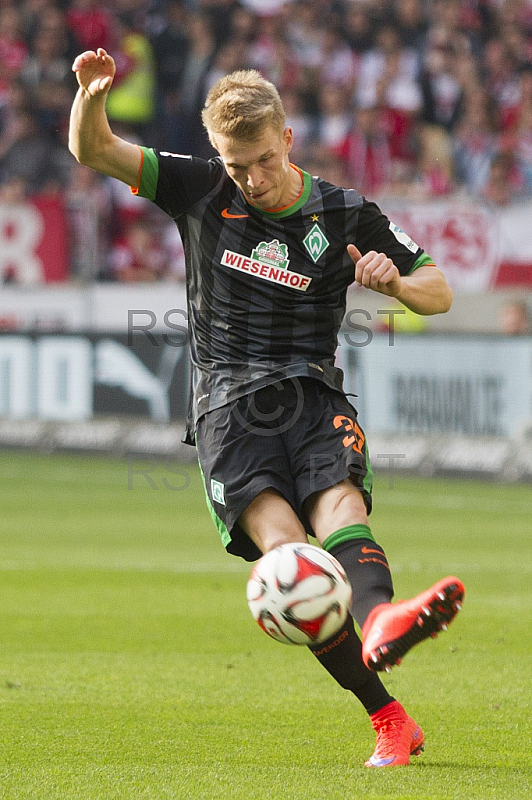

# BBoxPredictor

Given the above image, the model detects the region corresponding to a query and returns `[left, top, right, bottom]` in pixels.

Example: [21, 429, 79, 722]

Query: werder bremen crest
[303, 223, 330, 263]
[251, 239, 290, 269]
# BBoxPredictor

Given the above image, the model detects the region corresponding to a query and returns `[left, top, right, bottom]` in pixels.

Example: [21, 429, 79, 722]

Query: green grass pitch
[0, 450, 531, 799]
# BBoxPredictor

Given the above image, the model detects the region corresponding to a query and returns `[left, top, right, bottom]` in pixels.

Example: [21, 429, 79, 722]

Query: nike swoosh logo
[221, 208, 249, 219]
[361, 546, 382, 555]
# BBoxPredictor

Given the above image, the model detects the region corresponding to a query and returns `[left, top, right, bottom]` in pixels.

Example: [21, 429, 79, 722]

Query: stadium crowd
[2, 0, 532, 282]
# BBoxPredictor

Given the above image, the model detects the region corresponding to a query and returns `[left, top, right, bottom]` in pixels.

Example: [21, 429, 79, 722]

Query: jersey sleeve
[132, 146, 225, 218]
[354, 200, 430, 276]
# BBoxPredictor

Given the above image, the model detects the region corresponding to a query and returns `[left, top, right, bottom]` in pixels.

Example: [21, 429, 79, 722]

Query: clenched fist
[347, 244, 403, 298]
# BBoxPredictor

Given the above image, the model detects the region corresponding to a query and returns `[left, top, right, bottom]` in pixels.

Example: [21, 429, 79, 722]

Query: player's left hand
[347, 244, 402, 298]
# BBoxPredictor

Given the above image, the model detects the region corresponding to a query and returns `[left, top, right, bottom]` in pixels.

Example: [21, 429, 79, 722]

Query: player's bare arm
[347, 244, 453, 315]
[69, 48, 141, 186]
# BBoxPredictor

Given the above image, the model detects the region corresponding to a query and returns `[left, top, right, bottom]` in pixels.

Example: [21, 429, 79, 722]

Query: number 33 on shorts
[333, 414, 365, 454]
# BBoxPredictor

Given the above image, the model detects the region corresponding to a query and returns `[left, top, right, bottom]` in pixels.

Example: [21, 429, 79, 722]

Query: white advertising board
[340, 334, 532, 439]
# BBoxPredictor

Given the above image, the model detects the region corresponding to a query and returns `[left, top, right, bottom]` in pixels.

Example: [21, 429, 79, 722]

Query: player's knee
[310, 482, 368, 536]
[335, 484, 368, 522]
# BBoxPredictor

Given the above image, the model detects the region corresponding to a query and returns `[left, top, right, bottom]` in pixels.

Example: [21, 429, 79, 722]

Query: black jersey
[135, 147, 430, 443]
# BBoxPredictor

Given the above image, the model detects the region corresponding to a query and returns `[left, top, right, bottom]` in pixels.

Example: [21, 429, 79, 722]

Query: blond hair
[202, 70, 285, 146]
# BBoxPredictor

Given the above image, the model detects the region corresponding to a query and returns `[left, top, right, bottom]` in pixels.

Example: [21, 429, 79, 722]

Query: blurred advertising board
[1, 331, 532, 475]
[1, 331, 531, 442]
[0, 197, 69, 283]
[339, 334, 532, 440]
[0, 332, 189, 424]
[380, 198, 532, 290]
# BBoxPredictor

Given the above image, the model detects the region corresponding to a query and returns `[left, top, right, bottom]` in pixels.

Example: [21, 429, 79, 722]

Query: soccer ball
[246, 542, 352, 645]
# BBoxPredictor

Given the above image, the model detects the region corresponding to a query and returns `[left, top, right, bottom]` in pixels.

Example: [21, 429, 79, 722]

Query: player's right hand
[72, 48, 116, 97]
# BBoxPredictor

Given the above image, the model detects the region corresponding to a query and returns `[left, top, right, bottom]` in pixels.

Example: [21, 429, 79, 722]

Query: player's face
[216, 126, 297, 210]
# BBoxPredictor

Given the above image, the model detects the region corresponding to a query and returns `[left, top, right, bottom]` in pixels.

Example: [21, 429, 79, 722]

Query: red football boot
[362, 576, 465, 672]
[365, 700, 425, 767]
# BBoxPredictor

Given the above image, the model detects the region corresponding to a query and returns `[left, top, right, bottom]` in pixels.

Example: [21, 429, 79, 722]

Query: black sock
[329, 538, 394, 629]
[308, 614, 394, 715]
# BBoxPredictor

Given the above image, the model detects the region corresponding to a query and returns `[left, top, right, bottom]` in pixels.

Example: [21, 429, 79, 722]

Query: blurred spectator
[459, 0, 498, 43]
[65, 1, 117, 54]
[498, 299, 532, 334]
[498, 0, 532, 35]
[149, 0, 188, 98]
[0, 6, 29, 100]
[420, 33, 463, 131]
[453, 90, 499, 194]
[201, 0, 243, 50]
[503, 60, 532, 133]
[244, 13, 278, 75]
[28, 6, 79, 65]
[0, 173, 29, 205]
[108, 218, 170, 282]
[0, 107, 58, 193]
[453, 49, 484, 109]
[483, 37, 521, 127]
[0, 79, 33, 141]
[151, 86, 182, 152]
[356, 24, 422, 114]
[412, 124, 454, 198]
[280, 87, 314, 157]
[317, 24, 358, 91]
[344, 3, 375, 55]
[20, 1, 65, 43]
[339, 105, 393, 196]
[105, 15, 156, 138]
[248, 16, 300, 91]
[166, 12, 216, 155]
[513, 108, 532, 192]
[286, 0, 323, 72]
[315, 84, 352, 154]
[205, 41, 248, 93]
[240, 0, 292, 15]
[227, 6, 256, 49]
[20, 20, 74, 140]
[481, 150, 525, 205]
[356, 23, 422, 177]
[428, 0, 482, 56]
[500, 65, 532, 192]
[394, 0, 428, 51]
[499, 18, 532, 67]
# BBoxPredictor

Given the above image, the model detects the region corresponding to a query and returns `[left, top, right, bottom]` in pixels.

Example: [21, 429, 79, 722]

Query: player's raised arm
[347, 244, 453, 316]
[69, 48, 141, 187]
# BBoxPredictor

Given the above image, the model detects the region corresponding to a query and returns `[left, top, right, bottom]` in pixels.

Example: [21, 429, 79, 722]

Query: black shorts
[195, 377, 373, 562]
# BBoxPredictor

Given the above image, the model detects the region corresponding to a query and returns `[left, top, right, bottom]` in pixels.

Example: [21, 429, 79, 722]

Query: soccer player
[69, 48, 465, 768]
